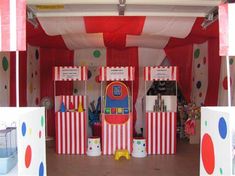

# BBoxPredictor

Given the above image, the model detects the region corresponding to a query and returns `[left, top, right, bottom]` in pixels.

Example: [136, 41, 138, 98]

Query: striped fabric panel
[99, 66, 135, 81]
[55, 112, 87, 154]
[146, 112, 176, 155]
[144, 66, 178, 81]
[102, 114, 133, 155]
[0, 0, 26, 51]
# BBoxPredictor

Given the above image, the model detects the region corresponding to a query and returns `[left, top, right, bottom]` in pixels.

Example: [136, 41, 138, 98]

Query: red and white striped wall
[0, 0, 26, 51]
[54, 66, 87, 81]
[146, 112, 177, 155]
[99, 66, 135, 81]
[102, 114, 133, 155]
[144, 66, 178, 81]
[55, 112, 87, 154]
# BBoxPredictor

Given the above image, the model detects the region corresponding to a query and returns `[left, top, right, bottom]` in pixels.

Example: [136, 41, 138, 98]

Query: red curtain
[204, 38, 221, 105]
[107, 47, 139, 134]
[165, 45, 193, 102]
[40, 48, 74, 137]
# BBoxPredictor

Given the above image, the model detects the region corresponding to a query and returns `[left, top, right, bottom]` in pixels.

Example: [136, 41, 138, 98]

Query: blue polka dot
[39, 162, 44, 176]
[218, 117, 227, 139]
[21, 122, 26, 136]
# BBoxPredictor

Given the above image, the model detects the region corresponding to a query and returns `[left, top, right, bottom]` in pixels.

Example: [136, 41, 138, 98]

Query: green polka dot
[220, 168, 223, 174]
[93, 50, 101, 58]
[229, 58, 234, 65]
[205, 121, 208, 127]
[137, 141, 141, 145]
[41, 116, 44, 127]
[2, 56, 9, 71]
[194, 49, 200, 59]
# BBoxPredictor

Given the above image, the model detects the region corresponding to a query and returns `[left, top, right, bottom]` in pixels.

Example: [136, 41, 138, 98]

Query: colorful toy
[114, 149, 130, 160]
[60, 102, 66, 112]
[69, 102, 75, 110]
[78, 102, 83, 112]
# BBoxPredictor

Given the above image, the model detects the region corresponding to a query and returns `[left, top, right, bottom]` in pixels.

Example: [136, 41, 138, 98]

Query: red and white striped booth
[100, 66, 134, 155]
[54, 66, 87, 81]
[54, 66, 87, 155]
[144, 66, 178, 155]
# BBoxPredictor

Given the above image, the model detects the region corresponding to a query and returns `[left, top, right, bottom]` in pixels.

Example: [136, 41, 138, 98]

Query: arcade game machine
[99, 66, 135, 155]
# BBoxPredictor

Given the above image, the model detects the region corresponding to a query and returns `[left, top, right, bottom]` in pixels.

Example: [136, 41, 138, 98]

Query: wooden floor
[46, 140, 200, 176]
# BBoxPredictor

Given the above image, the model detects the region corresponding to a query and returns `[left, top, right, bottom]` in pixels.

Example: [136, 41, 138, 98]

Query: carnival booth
[99, 66, 134, 155]
[144, 66, 178, 155]
[54, 66, 87, 155]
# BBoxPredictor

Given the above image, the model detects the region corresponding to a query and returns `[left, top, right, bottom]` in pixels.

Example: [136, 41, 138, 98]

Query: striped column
[146, 112, 176, 155]
[55, 112, 87, 154]
[102, 114, 133, 155]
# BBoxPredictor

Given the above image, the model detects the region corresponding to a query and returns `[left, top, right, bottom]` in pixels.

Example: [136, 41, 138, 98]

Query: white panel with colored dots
[200, 107, 235, 176]
[0, 107, 46, 176]
[191, 41, 208, 107]
[0, 52, 10, 106]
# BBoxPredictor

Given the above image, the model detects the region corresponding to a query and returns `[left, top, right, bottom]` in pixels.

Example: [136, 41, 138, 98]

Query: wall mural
[27, 45, 40, 106]
[0, 52, 10, 106]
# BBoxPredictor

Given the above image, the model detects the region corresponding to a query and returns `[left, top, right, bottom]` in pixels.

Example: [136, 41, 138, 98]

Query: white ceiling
[27, 0, 222, 17]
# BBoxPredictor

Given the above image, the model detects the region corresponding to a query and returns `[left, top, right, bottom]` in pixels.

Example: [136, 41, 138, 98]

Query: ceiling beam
[27, 0, 221, 6]
[34, 11, 207, 17]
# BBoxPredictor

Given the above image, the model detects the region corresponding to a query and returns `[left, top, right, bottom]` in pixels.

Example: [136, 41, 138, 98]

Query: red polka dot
[199, 92, 202, 97]
[201, 134, 215, 174]
[89, 147, 92, 150]
[223, 76, 232, 90]
[25, 145, 32, 168]
[203, 57, 207, 64]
